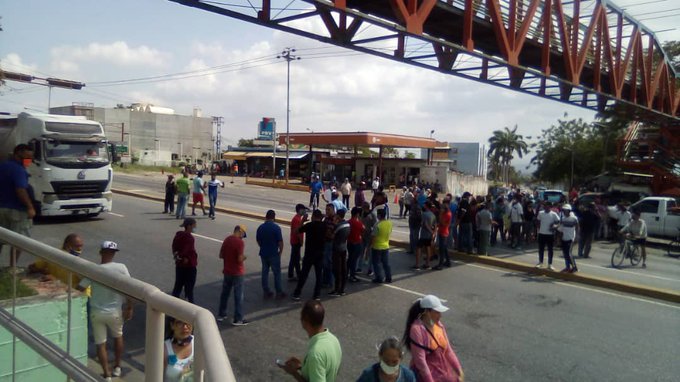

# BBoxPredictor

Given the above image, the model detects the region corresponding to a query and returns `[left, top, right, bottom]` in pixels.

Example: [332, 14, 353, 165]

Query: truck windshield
[44, 141, 109, 164]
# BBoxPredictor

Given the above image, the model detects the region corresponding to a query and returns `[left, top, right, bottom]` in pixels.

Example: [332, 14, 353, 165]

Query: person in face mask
[402, 295, 464, 382]
[357, 337, 415, 382]
[28, 233, 87, 287]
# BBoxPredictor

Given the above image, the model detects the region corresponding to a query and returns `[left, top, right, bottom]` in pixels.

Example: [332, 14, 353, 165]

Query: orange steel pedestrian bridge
[170, 0, 679, 121]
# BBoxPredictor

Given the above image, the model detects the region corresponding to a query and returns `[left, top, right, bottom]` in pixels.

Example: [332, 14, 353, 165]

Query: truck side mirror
[29, 139, 42, 165]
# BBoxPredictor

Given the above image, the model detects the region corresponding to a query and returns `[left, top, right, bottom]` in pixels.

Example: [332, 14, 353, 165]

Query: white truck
[0, 112, 113, 217]
[631, 196, 680, 238]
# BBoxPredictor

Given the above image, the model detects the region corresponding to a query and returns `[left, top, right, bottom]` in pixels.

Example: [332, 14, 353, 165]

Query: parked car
[630, 197, 680, 238]
[540, 189, 566, 204]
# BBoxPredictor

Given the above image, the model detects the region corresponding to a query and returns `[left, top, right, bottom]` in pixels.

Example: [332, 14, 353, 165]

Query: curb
[112, 188, 680, 304]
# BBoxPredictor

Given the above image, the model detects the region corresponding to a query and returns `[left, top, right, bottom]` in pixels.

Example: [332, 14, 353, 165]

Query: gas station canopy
[278, 132, 441, 149]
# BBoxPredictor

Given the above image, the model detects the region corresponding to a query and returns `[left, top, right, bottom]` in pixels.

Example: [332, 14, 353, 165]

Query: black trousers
[332, 250, 348, 293]
[294, 254, 323, 299]
[164, 193, 175, 213]
[537, 234, 554, 264]
[172, 267, 197, 303]
[288, 244, 302, 278]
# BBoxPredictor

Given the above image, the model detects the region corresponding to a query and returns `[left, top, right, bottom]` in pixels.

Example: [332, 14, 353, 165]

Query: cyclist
[619, 209, 648, 268]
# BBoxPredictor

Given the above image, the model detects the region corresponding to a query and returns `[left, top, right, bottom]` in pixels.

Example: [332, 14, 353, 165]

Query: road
[112, 172, 680, 293]
[25, 191, 680, 381]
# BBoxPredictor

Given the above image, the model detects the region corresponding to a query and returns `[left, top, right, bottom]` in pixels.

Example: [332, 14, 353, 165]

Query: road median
[112, 188, 680, 304]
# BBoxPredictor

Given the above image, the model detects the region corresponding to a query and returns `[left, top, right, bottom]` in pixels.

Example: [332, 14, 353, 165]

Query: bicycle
[611, 237, 642, 268]
[667, 228, 680, 258]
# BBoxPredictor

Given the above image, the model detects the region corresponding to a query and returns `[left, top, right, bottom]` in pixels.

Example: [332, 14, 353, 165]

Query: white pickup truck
[631, 197, 680, 238]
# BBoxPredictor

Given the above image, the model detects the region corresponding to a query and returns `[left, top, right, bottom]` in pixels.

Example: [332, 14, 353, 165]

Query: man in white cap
[79, 241, 133, 381]
[558, 204, 579, 273]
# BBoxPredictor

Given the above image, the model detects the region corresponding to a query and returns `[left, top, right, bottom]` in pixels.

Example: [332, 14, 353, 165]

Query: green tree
[404, 152, 416, 159]
[237, 138, 254, 147]
[487, 125, 528, 184]
[531, 114, 620, 187]
[661, 40, 680, 72]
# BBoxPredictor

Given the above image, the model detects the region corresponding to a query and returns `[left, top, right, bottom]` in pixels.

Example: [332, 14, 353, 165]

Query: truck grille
[50, 180, 109, 197]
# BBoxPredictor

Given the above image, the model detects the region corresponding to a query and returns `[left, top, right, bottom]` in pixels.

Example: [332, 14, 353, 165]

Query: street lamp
[278, 47, 301, 184]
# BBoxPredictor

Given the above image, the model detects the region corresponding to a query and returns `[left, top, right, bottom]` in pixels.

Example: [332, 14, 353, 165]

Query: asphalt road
[112, 172, 680, 293]
[25, 192, 680, 381]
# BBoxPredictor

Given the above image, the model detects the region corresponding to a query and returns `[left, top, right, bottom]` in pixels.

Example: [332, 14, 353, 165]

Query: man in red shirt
[347, 207, 364, 282]
[172, 218, 198, 303]
[217, 225, 249, 326]
[434, 201, 452, 270]
[288, 204, 307, 282]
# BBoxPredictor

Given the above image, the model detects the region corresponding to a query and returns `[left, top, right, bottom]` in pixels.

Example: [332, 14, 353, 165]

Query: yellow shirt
[371, 220, 393, 250]
[33, 258, 91, 296]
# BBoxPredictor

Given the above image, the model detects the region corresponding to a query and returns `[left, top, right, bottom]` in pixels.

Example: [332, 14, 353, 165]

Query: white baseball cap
[562, 204, 572, 211]
[419, 295, 449, 312]
[100, 241, 120, 252]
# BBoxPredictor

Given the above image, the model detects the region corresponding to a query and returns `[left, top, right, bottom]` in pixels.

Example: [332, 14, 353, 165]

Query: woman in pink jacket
[402, 295, 464, 382]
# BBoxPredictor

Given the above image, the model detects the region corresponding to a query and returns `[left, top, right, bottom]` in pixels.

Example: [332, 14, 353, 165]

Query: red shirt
[290, 214, 304, 245]
[172, 231, 198, 268]
[348, 217, 364, 245]
[220, 235, 245, 276]
[438, 210, 451, 237]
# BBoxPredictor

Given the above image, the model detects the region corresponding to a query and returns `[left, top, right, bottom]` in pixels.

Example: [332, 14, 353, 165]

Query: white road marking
[122, 189, 147, 192]
[108, 212, 125, 217]
[459, 261, 680, 310]
[193, 233, 223, 244]
[355, 275, 447, 302]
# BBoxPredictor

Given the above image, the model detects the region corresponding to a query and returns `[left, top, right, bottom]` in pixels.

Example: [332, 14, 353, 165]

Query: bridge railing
[0, 227, 236, 382]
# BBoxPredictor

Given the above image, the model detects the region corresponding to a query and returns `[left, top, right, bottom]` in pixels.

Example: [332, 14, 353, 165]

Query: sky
[1, 0, 679, 170]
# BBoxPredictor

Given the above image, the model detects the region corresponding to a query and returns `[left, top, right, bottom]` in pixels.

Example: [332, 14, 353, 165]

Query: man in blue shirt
[309, 177, 323, 209]
[256, 210, 286, 299]
[0, 144, 36, 268]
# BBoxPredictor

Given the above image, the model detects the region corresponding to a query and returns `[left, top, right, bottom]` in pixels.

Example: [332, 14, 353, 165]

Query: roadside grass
[0, 269, 38, 300]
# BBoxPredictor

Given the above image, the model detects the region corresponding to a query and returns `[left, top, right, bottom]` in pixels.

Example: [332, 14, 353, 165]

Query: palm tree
[487, 125, 528, 184]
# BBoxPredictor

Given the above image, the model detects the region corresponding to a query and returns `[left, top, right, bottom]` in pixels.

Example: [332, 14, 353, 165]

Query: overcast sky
[1, 0, 678, 169]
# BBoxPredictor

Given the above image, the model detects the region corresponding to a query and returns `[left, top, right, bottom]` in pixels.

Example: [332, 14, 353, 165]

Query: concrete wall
[0, 294, 88, 382]
[420, 165, 489, 196]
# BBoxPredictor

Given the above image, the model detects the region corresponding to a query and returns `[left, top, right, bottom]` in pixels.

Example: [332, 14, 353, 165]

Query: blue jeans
[218, 274, 244, 321]
[175, 193, 188, 218]
[371, 249, 391, 282]
[347, 243, 362, 279]
[208, 191, 218, 217]
[459, 223, 473, 253]
[260, 256, 283, 294]
[438, 235, 450, 266]
[322, 242, 334, 286]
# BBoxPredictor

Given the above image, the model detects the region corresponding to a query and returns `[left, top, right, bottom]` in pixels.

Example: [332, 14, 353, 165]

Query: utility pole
[277, 47, 301, 184]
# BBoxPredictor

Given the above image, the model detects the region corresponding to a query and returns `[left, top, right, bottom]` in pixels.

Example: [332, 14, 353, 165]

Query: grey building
[50, 103, 214, 163]
[424, 142, 487, 178]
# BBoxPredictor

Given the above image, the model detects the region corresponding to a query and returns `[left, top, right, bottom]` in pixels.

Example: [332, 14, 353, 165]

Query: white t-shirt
[617, 210, 632, 227]
[537, 210, 560, 235]
[79, 262, 131, 315]
[509, 202, 524, 223]
[559, 215, 579, 241]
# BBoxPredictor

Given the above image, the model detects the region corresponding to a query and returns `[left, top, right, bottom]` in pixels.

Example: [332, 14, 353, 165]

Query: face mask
[380, 360, 400, 375]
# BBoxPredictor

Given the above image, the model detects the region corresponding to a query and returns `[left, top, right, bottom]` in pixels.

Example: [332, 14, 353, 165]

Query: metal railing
[0, 227, 236, 382]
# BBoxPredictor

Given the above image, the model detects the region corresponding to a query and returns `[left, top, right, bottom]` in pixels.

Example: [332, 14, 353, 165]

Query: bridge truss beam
[169, 0, 679, 121]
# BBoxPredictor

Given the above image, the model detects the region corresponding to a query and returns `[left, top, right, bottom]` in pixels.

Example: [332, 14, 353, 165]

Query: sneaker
[421, 265, 431, 270]
[349, 277, 360, 282]
[641, 263, 646, 268]
[367, 270, 373, 277]
[232, 319, 249, 326]
[371, 279, 383, 284]
[328, 290, 339, 296]
[411, 266, 421, 271]
[211, 216, 215, 220]
[385, 279, 392, 284]
[433, 266, 443, 271]
[112, 366, 122, 377]
[570, 268, 579, 273]
[560, 268, 571, 273]
[535, 262, 543, 268]
[291, 294, 301, 301]
[216, 315, 227, 322]
[548, 264, 555, 271]
[339, 291, 347, 296]
[444, 262, 452, 267]
[313, 296, 321, 301]
[104, 377, 112, 382]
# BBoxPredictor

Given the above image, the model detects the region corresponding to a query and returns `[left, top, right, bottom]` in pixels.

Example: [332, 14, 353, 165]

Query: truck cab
[631, 197, 680, 238]
[0, 112, 113, 217]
